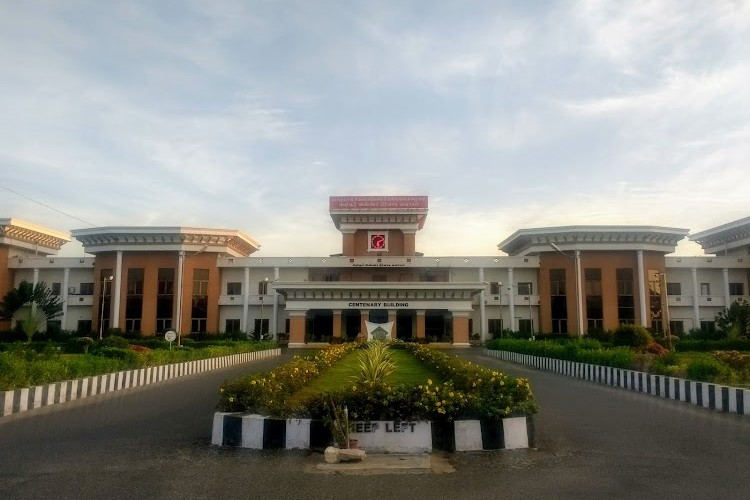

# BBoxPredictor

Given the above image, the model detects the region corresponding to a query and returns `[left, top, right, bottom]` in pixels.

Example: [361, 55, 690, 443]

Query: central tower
[329, 196, 428, 257]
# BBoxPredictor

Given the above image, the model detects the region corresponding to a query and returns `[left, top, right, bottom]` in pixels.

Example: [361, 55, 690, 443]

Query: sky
[1, 1, 749, 258]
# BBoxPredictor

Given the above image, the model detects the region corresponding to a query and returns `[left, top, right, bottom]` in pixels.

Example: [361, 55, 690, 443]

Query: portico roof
[689, 216, 750, 254]
[273, 281, 485, 312]
[499, 225, 689, 256]
[0, 218, 71, 255]
[72, 226, 260, 256]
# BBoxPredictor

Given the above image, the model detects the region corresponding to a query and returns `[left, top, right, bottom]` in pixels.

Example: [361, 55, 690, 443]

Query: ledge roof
[689, 216, 750, 254]
[0, 218, 71, 254]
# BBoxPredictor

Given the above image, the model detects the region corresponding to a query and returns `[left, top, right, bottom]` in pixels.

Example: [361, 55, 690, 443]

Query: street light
[259, 277, 269, 340]
[550, 243, 584, 337]
[99, 275, 114, 340]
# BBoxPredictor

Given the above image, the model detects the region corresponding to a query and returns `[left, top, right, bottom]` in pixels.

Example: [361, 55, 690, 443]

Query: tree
[0, 281, 63, 342]
[715, 298, 750, 339]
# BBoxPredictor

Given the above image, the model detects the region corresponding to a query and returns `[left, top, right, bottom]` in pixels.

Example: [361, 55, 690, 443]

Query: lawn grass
[289, 347, 441, 405]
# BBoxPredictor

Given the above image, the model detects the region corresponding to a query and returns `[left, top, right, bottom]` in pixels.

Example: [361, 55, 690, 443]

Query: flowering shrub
[217, 343, 357, 414]
[714, 350, 750, 378]
[219, 341, 537, 421]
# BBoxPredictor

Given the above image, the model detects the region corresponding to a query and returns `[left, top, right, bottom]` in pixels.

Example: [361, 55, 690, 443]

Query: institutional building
[1, 197, 749, 346]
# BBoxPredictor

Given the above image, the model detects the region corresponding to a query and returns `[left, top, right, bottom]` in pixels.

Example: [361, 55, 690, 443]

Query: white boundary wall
[1, 348, 281, 418]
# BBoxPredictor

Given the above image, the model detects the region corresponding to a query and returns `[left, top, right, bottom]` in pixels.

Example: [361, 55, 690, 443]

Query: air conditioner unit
[68, 287, 77, 294]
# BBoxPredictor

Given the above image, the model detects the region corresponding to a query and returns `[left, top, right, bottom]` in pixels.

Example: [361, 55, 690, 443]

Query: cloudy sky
[1, 1, 748, 257]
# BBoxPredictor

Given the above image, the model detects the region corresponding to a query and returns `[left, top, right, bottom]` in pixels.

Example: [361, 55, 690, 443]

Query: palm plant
[354, 341, 395, 384]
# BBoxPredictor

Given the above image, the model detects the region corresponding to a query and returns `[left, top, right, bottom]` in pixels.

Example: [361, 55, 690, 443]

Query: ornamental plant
[354, 341, 394, 384]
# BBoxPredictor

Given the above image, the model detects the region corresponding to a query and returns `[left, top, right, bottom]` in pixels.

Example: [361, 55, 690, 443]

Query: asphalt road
[1, 347, 749, 500]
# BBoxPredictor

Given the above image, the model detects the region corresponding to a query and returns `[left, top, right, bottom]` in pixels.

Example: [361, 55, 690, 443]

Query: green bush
[586, 330, 614, 344]
[486, 339, 634, 368]
[613, 324, 653, 348]
[98, 336, 129, 349]
[685, 358, 731, 382]
[677, 339, 750, 352]
[93, 346, 140, 364]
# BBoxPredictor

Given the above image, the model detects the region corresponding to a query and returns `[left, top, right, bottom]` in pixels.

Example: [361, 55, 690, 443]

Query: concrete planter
[1, 348, 281, 419]
[211, 413, 534, 452]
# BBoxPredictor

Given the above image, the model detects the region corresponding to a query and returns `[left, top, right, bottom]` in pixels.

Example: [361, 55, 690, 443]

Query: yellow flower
[427, 379, 433, 385]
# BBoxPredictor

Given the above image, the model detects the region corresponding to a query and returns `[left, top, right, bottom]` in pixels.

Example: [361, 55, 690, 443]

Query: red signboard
[329, 196, 428, 210]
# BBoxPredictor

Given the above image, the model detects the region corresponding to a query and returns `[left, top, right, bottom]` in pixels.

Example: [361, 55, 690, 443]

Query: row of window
[667, 282, 745, 296]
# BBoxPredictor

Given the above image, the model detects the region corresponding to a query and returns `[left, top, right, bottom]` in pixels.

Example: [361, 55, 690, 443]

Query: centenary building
[1, 196, 749, 347]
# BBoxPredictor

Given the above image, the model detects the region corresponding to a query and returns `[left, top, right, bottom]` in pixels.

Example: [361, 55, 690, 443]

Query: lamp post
[550, 243, 583, 337]
[99, 275, 114, 340]
[658, 271, 673, 350]
[259, 277, 269, 340]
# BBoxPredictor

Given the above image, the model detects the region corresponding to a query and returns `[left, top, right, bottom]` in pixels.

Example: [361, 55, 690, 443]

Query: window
[126, 268, 144, 332]
[517, 282, 532, 295]
[651, 320, 663, 334]
[666, 282, 681, 295]
[77, 320, 92, 334]
[46, 320, 61, 334]
[550, 269, 566, 296]
[700, 283, 710, 296]
[648, 270, 663, 327]
[585, 269, 603, 329]
[550, 269, 567, 333]
[227, 282, 242, 295]
[670, 321, 684, 336]
[323, 274, 339, 282]
[490, 282, 501, 295]
[254, 319, 269, 336]
[194, 269, 209, 295]
[79, 283, 94, 295]
[191, 318, 207, 333]
[521, 319, 534, 334]
[700, 320, 715, 333]
[158, 268, 174, 295]
[51, 282, 61, 295]
[127, 268, 144, 295]
[124, 319, 141, 333]
[488, 319, 503, 336]
[156, 269, 174, 333]
[225, 319, 241, 334]
[585, 268, 602, 296]
[372, 275, 387, 282]
[729, 283, 744, 296]
[616, 269, 635, 324]
[258, 280, 269, 294]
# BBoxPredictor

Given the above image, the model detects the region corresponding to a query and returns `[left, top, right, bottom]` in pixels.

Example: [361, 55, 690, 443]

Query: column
[32, 268, 39, 315]
[451, 312, 470, 347]
[402, 230, 416, 256]
[575, 250, 584, 337]
[288, 311, 307, 348]
[691, 267, 700, 328]
[479, 267, 487, 343]
[332, 310, 342, 340]
[507, 268, 515, 331]
[112, 250, 123, 329]
[416, 310, 426, 342]
[176, 251, 185, 337]
[637, 250, 647, 328]
[242, 267, 250, 332]
[723, 268, 731, 310]
[388, 310, 397, 339]
[272, 267, 280, 339]
[62, 268, 70, 330]
[359, 310, 370, 342]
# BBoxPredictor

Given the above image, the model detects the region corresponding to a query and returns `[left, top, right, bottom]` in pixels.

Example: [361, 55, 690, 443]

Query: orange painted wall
[539, 250, 667, 334]
[180, 252, 221, 335]
[93, 251, 221, 336]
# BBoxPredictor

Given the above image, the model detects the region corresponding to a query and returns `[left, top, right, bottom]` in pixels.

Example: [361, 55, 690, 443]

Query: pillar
[723, 268, 731, 310]
[359, 310, 369, 342]
[416, 310, 426, 341]
[176, 251, 185, 336]
[332, 310, 342, 340]
[242, 267, 250, 332]
[288, 311, 307, 348]
[272, 267, 280, 339]
[452, 312, 470, 347]
[691, 267, 700, 329]
[62, 267, 70, 330]
[479, 267, 487, 343]
[388, 310, 397, 339]
[342, 230, 355, 256]
[507, 268, 515, 331]
[637, 250, 647, 328]
[113, 250, 123, 329]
